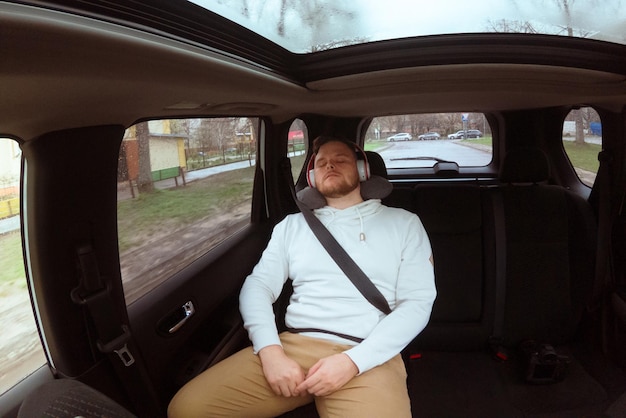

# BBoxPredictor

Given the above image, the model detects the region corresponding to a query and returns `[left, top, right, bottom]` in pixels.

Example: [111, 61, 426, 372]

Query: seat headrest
[365, 150, 388, 179]
[499, 148, 550, 184]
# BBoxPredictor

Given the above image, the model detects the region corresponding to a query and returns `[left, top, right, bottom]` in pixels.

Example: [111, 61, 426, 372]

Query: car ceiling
[2, 1, 626, 141]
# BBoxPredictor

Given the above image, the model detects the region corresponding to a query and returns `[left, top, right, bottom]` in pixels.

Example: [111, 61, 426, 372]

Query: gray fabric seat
[18, 379, 136, 418]
[496, 148, 597, 346]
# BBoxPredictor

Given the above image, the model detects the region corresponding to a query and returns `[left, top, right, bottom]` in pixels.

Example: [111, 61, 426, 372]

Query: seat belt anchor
[113, 344, 135, 367]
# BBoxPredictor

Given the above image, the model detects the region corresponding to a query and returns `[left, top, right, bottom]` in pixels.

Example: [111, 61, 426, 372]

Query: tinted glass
[0, 138, 46, 394]
[289, 119, 308, 182]
[117, 118, 258, 304]
[562, 107, 600, 187]
[194, 0, 626, 53]
[366, 113, 492, 168]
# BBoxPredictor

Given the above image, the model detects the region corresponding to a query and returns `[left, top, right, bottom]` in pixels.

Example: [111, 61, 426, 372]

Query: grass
[364, 141, 388, 151]
[0, 231, 26, 289]
[462, 136, 492, 147]
[117, 165, 255, 252]
[562, 141, 600, 173]
[463, 136, 600, 173]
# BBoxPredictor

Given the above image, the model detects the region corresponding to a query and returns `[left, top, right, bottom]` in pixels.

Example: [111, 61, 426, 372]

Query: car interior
[1, 1, 626, 417]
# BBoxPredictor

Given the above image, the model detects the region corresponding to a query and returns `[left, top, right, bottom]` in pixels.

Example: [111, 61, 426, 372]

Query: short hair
[312, 136, 358, 156]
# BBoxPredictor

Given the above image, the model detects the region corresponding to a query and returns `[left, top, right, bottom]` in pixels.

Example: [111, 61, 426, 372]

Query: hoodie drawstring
[355, 206, 366, 242]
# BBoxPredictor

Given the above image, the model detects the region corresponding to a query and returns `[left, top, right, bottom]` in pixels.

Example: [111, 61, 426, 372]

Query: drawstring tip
[359, 232, 366, 242]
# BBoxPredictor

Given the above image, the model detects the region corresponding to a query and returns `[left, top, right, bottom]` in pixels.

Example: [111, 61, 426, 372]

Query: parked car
[448, 129, 483, 139]
[417, 132, 441, 140]
[2, 1, 626, 418]
[387, 132, 412, 141]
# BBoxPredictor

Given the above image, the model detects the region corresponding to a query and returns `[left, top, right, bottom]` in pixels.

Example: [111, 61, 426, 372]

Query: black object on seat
[18, 379, 137, 418]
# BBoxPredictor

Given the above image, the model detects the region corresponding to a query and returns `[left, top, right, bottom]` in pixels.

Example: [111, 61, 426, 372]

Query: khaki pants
[168, 332, 411, 418]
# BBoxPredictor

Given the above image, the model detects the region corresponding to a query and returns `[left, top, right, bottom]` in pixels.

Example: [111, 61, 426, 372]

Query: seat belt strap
[284, 164, 392, 315]
[296, 198, 392, 315]
[590, 150, 614, 310]
[71, 245, 134, 366]
[71, 244, 164, 417]
[489, 187, 508, 359]
[286, 327, 364, 343]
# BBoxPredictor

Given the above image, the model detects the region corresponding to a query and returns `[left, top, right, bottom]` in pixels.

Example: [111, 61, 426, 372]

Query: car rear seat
[493, 147, 597, 346]
[406, 182, 496, 350]
[285, 148, 601, 417]
[403, 147, 597, 352]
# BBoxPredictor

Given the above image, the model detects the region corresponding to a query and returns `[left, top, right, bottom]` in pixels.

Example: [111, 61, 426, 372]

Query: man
[168, 136, 436, 418]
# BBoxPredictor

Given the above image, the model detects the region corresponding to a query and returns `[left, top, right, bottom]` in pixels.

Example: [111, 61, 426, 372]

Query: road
[378, 139, 491, 168]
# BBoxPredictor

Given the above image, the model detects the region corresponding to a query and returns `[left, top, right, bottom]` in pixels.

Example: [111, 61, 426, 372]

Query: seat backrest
[409, 183, 495, 350]
[496, 148, 597, 345]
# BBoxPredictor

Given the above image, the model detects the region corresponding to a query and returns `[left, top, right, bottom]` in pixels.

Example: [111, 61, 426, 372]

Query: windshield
[193, 0, 626, 53]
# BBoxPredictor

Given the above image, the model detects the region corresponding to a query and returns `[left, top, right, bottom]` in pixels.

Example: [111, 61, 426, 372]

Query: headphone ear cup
[357, 157, 370, 181]
[306, 154, 316, 188]
[307, 169, 316, 188]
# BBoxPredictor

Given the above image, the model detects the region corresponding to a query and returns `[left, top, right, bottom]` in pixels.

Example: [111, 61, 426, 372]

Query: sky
[192, 0, 626, 52]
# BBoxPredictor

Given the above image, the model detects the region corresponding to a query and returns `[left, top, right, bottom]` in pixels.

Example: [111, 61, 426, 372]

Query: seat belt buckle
[489, 337, 508, 361]
[96, 324, 135, 367]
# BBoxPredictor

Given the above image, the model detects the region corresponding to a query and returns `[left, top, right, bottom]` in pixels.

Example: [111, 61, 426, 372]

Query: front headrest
[365, 151, 388, 179]
[499, 148, 550, 184]
[297, 175, 393, 209]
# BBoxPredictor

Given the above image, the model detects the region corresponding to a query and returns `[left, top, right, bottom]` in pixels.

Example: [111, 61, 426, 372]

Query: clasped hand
[258, 345, 359, 398]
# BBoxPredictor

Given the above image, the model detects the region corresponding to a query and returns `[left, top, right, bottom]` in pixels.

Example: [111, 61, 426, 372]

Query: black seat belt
[295, 198, 391, 315]
[589, 150, 620, 357]
[71, 244, 164, 417]
[286, 172, 392, 315]
[489, 187, 508, 360]
[590, 150, 615, 312]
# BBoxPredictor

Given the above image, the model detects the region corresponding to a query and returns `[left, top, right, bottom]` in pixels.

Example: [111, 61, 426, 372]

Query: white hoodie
[239, 199, 436, 373]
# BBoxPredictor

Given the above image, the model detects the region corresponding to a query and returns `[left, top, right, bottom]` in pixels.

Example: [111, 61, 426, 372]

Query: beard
[317, 172, 360, 198]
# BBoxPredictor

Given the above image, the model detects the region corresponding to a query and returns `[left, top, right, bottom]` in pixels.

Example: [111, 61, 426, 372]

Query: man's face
[313, 141, 360, 198]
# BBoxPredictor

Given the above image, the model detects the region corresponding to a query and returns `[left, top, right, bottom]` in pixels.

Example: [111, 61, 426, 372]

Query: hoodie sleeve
[344, 214, 436, 373]
[239, 218, 291, 353]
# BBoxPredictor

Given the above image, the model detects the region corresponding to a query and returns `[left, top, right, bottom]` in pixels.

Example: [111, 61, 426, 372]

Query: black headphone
[306, 142, 370, 188]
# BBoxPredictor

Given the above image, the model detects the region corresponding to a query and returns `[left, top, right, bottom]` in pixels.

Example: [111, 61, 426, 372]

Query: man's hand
[296, 353, 359, 397]
[258, 345, 307, 397]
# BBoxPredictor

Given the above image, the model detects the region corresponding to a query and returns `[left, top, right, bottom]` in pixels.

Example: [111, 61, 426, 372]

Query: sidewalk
[0, 215, 19, 235]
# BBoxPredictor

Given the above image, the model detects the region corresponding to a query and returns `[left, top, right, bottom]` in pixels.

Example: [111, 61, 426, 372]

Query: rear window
[562, 106, 600, 187]
[365, 113, 492, 168]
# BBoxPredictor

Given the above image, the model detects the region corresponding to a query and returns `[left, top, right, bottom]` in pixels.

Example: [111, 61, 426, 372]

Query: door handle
[168, 301, 196, 334]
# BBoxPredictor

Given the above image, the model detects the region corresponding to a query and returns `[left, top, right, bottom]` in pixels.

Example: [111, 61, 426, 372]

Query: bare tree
[553, 0, 584, 144]
[212, 118, 237, 163]
[136, 122, 154, 193]
[491, 0, 620, 145]
[218, 0, 360, 52]
[486, 19, 538, 33]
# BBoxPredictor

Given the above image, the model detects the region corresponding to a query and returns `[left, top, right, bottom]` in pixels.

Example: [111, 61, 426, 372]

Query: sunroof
[190, 0, 626, 53]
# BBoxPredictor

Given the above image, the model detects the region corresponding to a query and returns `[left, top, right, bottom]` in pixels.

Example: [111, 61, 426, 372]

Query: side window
[0, 138, 46, 395]
[562, 107, 601, 187]
[366, 113, 492, 168]
[288, 119, 308, 182]
[117, 118, 258, 305]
